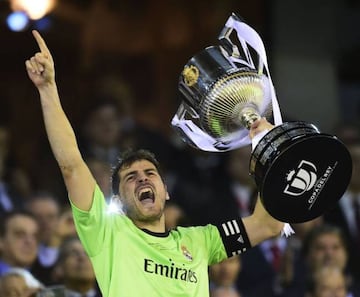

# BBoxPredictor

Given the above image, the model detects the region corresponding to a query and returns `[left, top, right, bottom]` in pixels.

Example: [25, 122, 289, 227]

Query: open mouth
[138, 187, 155, 204]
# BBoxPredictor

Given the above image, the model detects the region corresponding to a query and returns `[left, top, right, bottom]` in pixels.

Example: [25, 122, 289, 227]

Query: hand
[249, 117, 274, 139]
[25, 30, 55, 88]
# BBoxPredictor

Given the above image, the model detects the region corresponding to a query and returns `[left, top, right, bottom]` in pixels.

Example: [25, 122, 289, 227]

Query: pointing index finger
[32, 30, 50, 56]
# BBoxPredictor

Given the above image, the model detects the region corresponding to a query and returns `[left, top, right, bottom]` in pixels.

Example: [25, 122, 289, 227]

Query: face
[118, 160, 169, 223]
[209, 256, 241, 287]
[312, 267, 347, 297]
[0, 215, 39, 267]
[86, 105, 121, 148]
[0, 215, 39, 268]
[61, 239, 95, 282]
[307, 233, 347, 272]
[27, 199, 60, 244]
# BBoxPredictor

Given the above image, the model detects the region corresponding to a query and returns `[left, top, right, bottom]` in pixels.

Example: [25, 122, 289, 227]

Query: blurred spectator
[80, 97, 123, 166]
[281, 217, 325, 292]
[164, 201, 190, 230]
[237, 235, 289, 297]
[207, 146, 257, 225]
[305, 266, 349, 297]
[25, 193, 76, 285]
[324, 139, 360, 280]
[286, 224, 360, 297]
[0, 211, 39, 276]
[0, 125, 32, 215]
[209, 256, 242, 297]
[86, 157, 113, 201]
[53, 236, 102, 297]
[169, 147, 225, 225]
[0, 268, 43, 297]
[291, 217, 325, 245]
[79, 74, 177, 170]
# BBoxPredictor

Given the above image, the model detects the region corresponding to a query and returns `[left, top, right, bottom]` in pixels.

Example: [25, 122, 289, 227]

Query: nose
[137, 172, 148, 183]
[23, 233, 37, 246]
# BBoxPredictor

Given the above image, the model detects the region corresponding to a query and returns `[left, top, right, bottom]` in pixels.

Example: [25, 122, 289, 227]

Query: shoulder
[170, 224, 219, 238]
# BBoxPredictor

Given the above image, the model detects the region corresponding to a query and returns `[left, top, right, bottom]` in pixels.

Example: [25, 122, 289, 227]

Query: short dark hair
[56, 235, 82, 264]
[0, 210, 37, 237]
[111, 149, 163, 195]
[302, 223, 348, 257]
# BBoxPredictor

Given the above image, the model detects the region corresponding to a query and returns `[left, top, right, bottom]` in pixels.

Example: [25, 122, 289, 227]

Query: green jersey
[71, 185, 228, 297]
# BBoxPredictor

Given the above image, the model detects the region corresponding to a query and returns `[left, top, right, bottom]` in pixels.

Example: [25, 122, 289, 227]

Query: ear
[163, 184, 170, 201]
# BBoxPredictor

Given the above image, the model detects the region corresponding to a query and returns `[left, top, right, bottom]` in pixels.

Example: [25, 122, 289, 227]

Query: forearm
[243, 196, 284, 246]
[38, 82, 83, 173]
[27, 30, 96, 211]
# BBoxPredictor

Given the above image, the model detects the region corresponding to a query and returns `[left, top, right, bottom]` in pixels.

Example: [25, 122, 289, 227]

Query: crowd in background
[0, 71, 359, 297]
[0, 1, 359, 296]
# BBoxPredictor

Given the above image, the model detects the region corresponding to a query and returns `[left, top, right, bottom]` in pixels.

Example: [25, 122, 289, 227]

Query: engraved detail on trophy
[182, 65, 199, 87]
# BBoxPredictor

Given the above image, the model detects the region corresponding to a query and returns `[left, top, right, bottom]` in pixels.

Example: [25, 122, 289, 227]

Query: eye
[126, 175, 135, 182]
[147, 171, 158, 177]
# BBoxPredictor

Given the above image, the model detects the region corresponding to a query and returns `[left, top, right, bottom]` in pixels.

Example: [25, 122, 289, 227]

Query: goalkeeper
[25, 30, 284, 297]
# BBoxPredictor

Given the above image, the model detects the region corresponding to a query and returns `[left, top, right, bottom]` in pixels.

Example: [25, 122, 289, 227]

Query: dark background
[0, 0, 359, 183]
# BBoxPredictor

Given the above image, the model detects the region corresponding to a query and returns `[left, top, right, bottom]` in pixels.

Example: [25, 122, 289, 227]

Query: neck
[133, 215, 166, 233]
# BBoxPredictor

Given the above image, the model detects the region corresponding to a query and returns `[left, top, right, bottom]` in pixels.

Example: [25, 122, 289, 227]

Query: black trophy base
[250, 122, 352, 223]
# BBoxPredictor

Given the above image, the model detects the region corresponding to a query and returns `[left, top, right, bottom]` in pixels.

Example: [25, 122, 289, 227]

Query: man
[0, 211, 39, 276]
[324, 140, 360, 279]
[25, 30, 284, 297]
[53, 236, 101, 297]
[285, 224, 360, 297]
[209, 256, 242, 297]
[25, 192, 77, 285]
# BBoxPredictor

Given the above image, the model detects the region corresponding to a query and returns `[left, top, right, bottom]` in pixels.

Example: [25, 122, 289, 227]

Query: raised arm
[25, 30, 95, 211]
[243, 118, 284, 246]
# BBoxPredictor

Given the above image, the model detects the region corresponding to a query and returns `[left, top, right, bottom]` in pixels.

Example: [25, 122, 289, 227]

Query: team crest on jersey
[181, 245, 193, 261]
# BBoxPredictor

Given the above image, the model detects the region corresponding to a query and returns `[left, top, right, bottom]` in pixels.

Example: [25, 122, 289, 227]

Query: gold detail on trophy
[182, 65, 199, 87]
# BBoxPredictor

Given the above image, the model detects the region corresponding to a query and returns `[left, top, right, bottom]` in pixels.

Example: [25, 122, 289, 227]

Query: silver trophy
[171, 13, 352, 223]
[172, 13, 280, 152]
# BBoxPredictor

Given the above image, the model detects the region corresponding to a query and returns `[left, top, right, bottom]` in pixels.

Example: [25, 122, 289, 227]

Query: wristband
[217, 219, 251, 257]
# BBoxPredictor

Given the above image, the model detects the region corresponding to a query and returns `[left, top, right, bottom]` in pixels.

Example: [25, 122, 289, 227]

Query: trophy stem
[240, 106, 261, 130]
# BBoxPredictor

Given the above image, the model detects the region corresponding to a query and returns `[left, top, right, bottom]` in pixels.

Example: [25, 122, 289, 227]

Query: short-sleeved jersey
[71, 185, 228, 297]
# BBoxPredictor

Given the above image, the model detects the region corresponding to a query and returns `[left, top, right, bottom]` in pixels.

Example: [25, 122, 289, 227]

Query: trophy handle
[218, 13, 258, 71]
[219, 13, 283, 128]
[218, 14, 242, 59]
